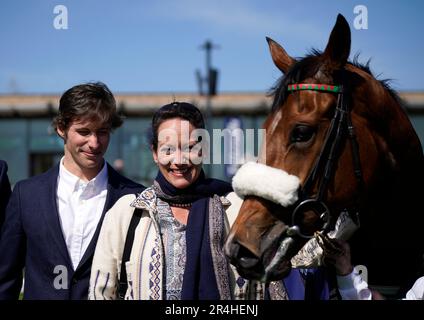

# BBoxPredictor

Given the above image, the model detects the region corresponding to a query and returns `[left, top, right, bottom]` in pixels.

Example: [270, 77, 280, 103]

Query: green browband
[288, 83, 341, 93]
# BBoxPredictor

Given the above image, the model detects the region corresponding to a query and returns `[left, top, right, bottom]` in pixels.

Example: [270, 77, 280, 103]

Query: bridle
[284, 81, 364, 239]
[230, 79, 365, 281]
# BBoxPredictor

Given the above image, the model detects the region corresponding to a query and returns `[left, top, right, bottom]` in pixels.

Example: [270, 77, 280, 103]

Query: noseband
[286, 82, 364, 238]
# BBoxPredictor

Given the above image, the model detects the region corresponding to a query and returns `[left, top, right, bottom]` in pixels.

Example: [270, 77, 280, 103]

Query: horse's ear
[322, 14, 351, 68]
[266, 37, 296, 73]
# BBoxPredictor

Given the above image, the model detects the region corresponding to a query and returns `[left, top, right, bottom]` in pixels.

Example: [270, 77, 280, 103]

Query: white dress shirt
[56, 158, 108, 270]
[405, 276, 424, 300]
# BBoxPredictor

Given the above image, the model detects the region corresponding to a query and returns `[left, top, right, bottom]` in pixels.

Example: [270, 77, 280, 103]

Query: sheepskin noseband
[232, 162, 300, 207]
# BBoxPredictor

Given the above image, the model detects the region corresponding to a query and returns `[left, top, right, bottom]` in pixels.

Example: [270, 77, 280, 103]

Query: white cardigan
[88, 190, 254, 300]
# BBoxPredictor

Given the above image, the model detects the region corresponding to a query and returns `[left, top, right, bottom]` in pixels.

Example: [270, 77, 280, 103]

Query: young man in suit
[0, 82, 144, 299]
[0, 160, 11, 230]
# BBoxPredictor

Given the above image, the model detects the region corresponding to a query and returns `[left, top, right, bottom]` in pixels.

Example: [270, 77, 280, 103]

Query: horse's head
[225, 14, 424, 283]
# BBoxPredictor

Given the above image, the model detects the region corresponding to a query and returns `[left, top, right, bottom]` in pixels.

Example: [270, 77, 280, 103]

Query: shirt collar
[59, 157, 108, 194]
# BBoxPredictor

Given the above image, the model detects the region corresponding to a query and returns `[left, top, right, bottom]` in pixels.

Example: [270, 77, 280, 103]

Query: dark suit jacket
[0, 163, 144, 300]
[0, 160, 11, 230]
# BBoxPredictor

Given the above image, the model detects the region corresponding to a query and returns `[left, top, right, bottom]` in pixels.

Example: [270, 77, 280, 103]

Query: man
[0, 160, 11, 229]
[0, 82, 144, 299]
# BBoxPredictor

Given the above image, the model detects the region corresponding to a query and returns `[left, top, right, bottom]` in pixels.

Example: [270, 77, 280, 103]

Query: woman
[89, 102, 248, 300]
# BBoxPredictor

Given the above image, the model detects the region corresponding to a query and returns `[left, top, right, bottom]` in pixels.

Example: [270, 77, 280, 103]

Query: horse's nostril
[225, 238, 239, 258]
[237, 245, 260, 269]
[225, 240, 260, 269]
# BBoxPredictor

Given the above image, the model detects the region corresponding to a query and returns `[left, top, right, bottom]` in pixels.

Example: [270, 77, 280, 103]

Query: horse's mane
[269, 49, 403, 112]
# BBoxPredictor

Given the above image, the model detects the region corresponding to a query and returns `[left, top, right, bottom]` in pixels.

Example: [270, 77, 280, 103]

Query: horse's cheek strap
[232, 162, 300, 207]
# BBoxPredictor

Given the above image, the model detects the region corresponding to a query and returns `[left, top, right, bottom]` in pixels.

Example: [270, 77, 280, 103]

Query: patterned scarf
[153, 170, 233, 300]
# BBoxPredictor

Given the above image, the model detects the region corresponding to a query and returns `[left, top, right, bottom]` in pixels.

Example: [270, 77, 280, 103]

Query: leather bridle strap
[286, 81, 364, 238]
[296, 84, 350, 202]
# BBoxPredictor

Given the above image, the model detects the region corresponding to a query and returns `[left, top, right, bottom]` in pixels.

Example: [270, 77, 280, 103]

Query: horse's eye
[290, 125, 315, 144]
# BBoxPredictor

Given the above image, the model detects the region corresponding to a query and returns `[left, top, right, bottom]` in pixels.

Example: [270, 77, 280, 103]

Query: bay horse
[225, 14, 424, 294]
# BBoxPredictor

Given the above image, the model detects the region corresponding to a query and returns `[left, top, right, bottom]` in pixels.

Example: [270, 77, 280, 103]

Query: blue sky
[0, 0, 423, 94]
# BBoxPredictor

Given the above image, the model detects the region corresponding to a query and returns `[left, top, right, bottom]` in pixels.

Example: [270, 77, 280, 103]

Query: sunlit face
[57, 117, 110, 180]
[153, 118, 203, 189]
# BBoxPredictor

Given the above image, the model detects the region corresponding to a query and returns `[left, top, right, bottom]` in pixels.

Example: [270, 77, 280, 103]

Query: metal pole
[202, 40, 213, 133]
[200, 40, 217, 176]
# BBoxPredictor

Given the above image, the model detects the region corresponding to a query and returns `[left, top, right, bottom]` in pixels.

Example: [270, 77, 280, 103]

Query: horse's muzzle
[224, 238, 265, 280]
[225, 225, 294, 281]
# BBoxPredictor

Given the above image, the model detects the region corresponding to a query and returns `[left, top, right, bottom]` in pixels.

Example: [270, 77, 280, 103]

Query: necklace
[169, 202, 192, 208]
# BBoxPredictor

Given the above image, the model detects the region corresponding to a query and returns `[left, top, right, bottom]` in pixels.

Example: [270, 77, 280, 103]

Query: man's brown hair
[52, 82, 123, 133]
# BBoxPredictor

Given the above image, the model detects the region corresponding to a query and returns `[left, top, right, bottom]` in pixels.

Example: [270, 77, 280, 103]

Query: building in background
[0, 93, 268, 186]
[0, 92, 423, 187]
